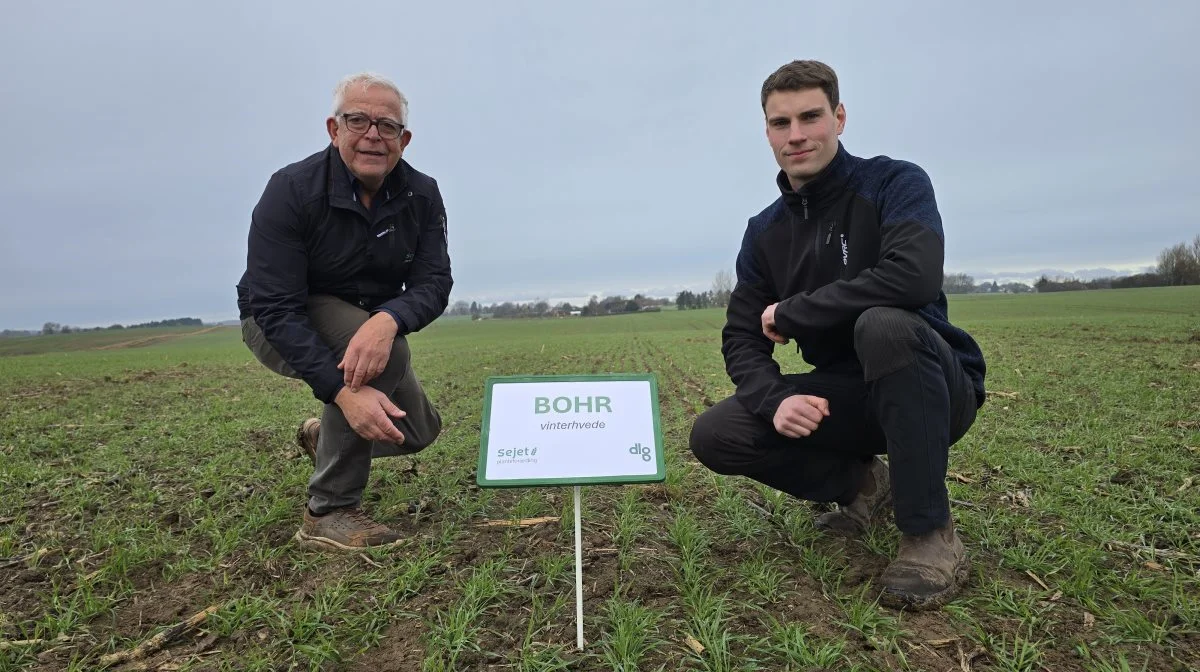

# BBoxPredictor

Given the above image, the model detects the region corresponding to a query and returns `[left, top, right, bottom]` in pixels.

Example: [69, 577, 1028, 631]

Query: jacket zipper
[825, 221, 835, 245]
[800, 196, 818, 355]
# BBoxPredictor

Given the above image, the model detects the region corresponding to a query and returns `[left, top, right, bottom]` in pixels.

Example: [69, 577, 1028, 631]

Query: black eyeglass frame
[339, 112, 405, 139]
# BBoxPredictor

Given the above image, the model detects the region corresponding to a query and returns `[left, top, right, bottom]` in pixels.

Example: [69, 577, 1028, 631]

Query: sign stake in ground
[573, 485, 583, 649]
[477, 374, 664, 650]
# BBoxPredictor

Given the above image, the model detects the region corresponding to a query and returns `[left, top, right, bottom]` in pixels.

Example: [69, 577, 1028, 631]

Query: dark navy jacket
[723, 142, 985, 421]
[236, 145, 452, 403]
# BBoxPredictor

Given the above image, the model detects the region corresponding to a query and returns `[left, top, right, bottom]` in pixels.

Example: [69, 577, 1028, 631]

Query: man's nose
[788, 122, 807, 143]
[363, 123, 383, 140]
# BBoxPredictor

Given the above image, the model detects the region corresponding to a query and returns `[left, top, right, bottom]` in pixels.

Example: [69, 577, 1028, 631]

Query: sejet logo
[840, 233, 848, 267]
[497, 447, 537, 458]
[628, 442, 652, 462]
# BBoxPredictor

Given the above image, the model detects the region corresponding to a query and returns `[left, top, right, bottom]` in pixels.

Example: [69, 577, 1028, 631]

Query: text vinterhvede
[540, 420, 606, 431]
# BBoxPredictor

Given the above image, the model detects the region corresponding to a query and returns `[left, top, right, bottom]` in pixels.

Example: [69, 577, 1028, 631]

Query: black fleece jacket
[236, 146, 452, 402]
[722, 142, 986, 421]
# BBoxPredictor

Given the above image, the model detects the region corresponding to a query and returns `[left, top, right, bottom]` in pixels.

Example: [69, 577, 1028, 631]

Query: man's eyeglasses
[339, 113, 405, 140]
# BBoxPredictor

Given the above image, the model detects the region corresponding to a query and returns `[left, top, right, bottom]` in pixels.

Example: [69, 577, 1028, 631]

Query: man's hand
[334, 386, 407, 444]
[761, 303, 788, 344]
[773, 394, 830, 438]
[339, 313, 399, 392]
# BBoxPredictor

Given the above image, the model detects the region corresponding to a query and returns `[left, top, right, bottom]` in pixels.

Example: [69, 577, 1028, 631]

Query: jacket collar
[777, 141, 853, 213]
[327, 144, 409, 210]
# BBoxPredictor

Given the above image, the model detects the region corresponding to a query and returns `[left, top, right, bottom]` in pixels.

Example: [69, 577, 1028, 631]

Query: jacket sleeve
[376, 183, 453, 334]
[773, 163, 944, 335]
[721, 223, 797, 422]
[245, 172, 345, 403]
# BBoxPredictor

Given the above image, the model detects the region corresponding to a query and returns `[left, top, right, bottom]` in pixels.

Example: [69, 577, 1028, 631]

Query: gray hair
[331, 72, 409, 125]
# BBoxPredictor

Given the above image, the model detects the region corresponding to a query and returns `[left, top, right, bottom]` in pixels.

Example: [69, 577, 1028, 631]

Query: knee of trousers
[853, 307, 925, 381]
[688, 408, 740, 475]
[403, 411, 443, 453]
[379, 336, 414, 380]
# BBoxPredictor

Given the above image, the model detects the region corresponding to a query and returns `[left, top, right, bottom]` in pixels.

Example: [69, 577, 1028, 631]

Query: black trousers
[690, 307, 978, 535]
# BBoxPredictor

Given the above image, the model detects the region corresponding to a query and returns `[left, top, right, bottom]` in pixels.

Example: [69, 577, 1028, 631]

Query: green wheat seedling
[423, 559, 508, 670]
[736, 549, 789, 605]
[613, 487, 647, 573]
[595, 594, 666, 671]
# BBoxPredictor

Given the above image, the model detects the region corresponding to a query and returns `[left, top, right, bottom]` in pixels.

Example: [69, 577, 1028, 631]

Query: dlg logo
[629, 442, 652, 462]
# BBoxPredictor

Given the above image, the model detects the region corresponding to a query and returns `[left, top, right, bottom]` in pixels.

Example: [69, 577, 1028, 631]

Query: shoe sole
[879, 551, 970, 611]
[293, 530, 404, 553]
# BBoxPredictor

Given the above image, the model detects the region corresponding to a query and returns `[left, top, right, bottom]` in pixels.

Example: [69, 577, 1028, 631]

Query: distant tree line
[15, 236, 1198, 336]
[676, 290, 717, 309]
[442, 269, 735, 320]
[1154, 235, 1200, 286]
[677, 269, 735, 309]
[36, 317, 203, 336]
[1033, 273, 1167, 293]
[942, 274, 1033, 295]
[941, 235, 1200, 294]
[446, 295, 670, 320]
[711, 270, 733, 306]
[1035, 235, 1199, 293]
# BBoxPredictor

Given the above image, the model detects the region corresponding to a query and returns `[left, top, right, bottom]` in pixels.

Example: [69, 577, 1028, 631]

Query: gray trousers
[241, 295, 442, 514]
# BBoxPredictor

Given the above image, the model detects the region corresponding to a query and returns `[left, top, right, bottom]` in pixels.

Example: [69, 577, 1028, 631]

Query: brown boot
[293, 507, 403, 552]
[295, 418, 319, 465]
[880, 519, 969, 609]
[815, 456, 892, 535]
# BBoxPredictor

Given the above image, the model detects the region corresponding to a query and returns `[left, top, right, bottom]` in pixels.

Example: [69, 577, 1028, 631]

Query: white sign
[477, 374, 664, 487]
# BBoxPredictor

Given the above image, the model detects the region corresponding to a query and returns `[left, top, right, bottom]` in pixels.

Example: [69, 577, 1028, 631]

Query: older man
[236, 72, 451, 551]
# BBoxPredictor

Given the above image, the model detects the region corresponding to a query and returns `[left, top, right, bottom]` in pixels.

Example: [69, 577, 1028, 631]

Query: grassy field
[1, 287, 1198, 671]
[0, 326, 221, 358]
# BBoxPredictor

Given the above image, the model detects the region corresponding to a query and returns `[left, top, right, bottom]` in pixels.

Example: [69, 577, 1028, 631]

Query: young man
[689, 60, 986, 609]
[237, 72, 450, 551]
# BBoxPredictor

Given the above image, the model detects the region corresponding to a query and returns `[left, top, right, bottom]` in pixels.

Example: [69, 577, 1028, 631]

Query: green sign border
[477, 373, 665, 488]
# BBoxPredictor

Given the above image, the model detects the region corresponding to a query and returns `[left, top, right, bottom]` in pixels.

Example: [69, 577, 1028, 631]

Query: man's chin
[351, 165, 387, 182]
[787, 169, 816, 184]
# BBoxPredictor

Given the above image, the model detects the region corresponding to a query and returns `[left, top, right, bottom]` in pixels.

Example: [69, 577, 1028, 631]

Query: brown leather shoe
[295, 418, 319, 465]
[880, 519, 969, 610]
[293, 507, 403, 552]
[815, 456, 892, 535]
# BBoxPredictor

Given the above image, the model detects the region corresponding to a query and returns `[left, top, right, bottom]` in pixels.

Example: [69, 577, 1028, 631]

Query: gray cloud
[2, 1, 1196, 329]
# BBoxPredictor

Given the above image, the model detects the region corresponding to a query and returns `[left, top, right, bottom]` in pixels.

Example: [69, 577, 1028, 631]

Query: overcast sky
[1, 1, 1196, 329]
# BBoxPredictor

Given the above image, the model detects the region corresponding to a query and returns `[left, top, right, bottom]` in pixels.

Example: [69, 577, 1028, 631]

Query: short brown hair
[761, 60, 839, 111]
